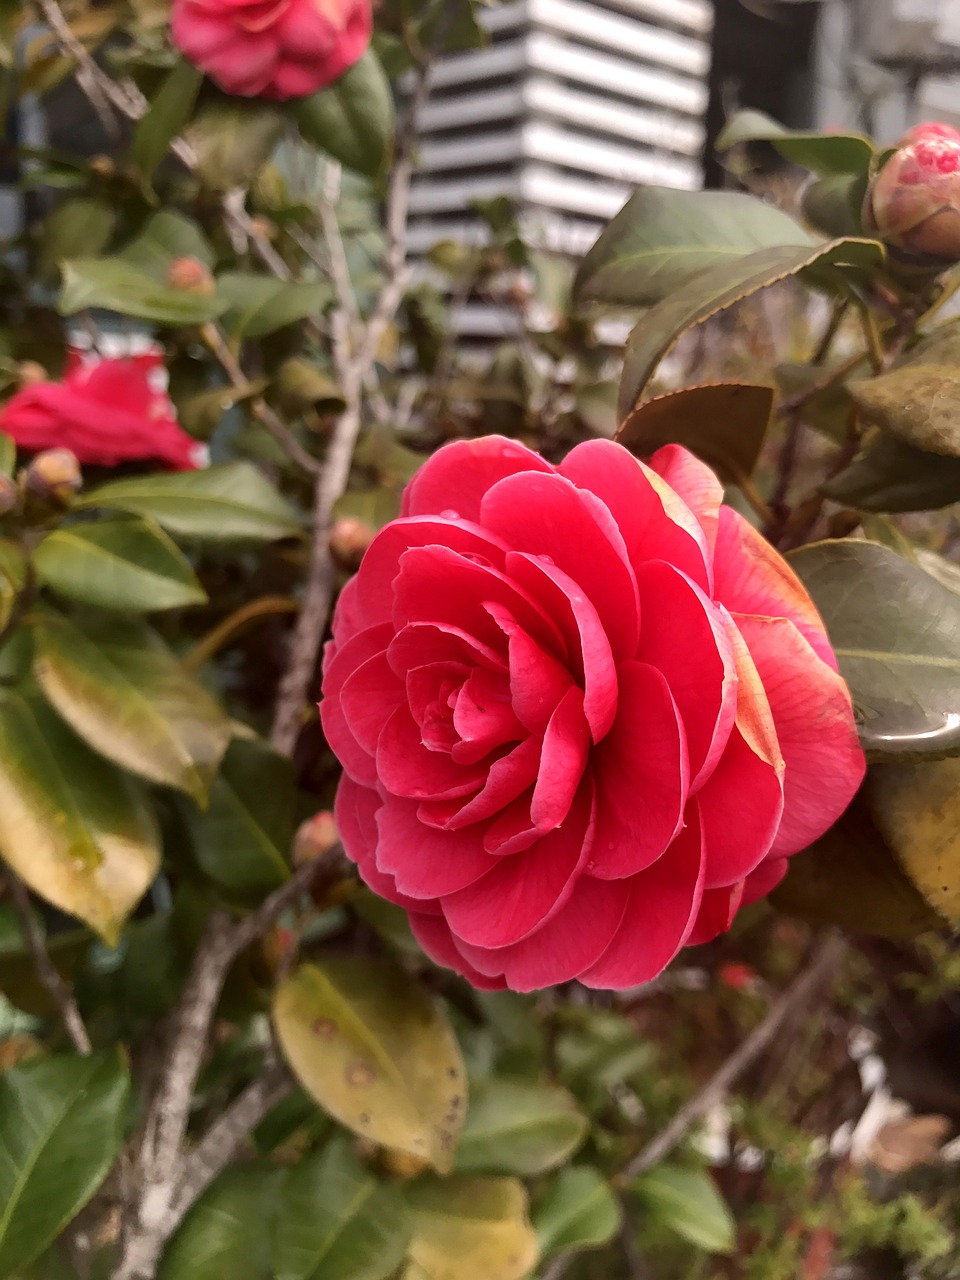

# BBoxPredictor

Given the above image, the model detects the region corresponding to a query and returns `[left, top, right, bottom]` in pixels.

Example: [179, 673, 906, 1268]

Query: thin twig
[112, 851, 346, 1280]
[172, 1058, 294, 1218]
[6, 873, 91, 1055]
[199, 323, 323, 476]
[36, 0, 121, 135]
[619, 933, 847, 1181]
[267, 63, 428, 756]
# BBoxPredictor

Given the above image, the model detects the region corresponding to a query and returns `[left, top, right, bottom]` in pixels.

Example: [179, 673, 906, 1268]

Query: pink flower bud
[166, 256, 215, 295]
[292, 811, 339, 867]
[864, 123, 960, 263]
[25, 448, 82, 503]
[329, 516, 376, 569]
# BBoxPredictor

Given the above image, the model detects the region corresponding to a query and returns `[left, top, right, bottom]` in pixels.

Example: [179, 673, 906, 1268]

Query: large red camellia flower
[321, 437, 865, 991]
[0, 345, 206, 472]
[171, 0, 371, 101]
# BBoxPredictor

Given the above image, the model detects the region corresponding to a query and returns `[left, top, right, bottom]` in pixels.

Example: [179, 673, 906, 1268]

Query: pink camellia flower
[171, 0, 371, 101]
[0, 344, 206, 471]
[864, 121, 960, 262]
[321, 437, 865, 992]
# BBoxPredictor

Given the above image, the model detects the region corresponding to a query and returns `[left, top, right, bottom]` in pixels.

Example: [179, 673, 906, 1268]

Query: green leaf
[618, 238, 884, 417]
[0, 432, 14, 477]
[38, 196, 116, 285]
[33, 517, 207, 612]
[272, 1137, 411, 1280]
[616, 382, 773, 483]
[402, 1175, 538, 1280]
[0, 687, 160, 942]
[0, 538, 24, 633]
[160, 1167, 278, 1280]
[183, 736, 292, 894]
[867, 758, 960, 926]
[59, 258, 225, 326]
[632, 1165, 735, 1254]
[131, 58, 203, 192]
[848, 365, 960, 457]
[455, 1078, 588, 1177]
[77, 462, 301, 542]
[186, 99, 286, 192]
[118, 210, 215, 281]
[273, 957, 467, 1173]
[217, 274, 331, 340]
[32, 612, 231, 806]
[574, 187, 811, 307]
[823, 432, 960, 512]
[801, 171, 869, 239]
[0, 1051, 130, 1275]
[293, 50, 394, 177]
[771, 787, 942, 938]
[790, 539, 960, 759]
[716, 109, 874, 176]
[534, 1167, 622, 1258]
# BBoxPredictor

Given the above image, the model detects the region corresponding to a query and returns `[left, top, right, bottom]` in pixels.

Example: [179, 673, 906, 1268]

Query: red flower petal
[401, 435, 554, 520]
[375, 798, 498, 898]
[733, 614, 864, 857]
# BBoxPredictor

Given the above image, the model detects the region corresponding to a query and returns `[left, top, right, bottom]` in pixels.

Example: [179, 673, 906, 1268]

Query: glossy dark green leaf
[0, 1051, 130, 1275]
[33, 517, 206, 612]
[790, 539, 960, 758]
[534, 1166, 622, 1258]
[0, 538, 24, 633]
[183, 736, 292, 893]
[77, 462, 301, 541]
[59, 258, 225, 326]
[867, 758, 960, 926]
[32, 612, 231, 805]
[38, 196, 116, 285]
[186, 99, 286, 191]
[273, 957, 466, 1173]
[617, 382, 773, 482]
[455, 1078, 588, 1176]
[159, 1167, 278, 1280]
[716, 109, 874, 175]
[293, 50, 395, 177]
[574, 187, 810, 307]
[402, 1176, 538, 1280]
[217, 274, 331, 340]
[824, 432, 960, 512]
[801, 171, 868, 238]
[618, 238, 884, 417]
[272, 1137, 411, 1280]
[0, 688, 159, 942]
[771, 787, 941, 937]
[131, 58, 203, 191]
[632, 1165, 734, 1254]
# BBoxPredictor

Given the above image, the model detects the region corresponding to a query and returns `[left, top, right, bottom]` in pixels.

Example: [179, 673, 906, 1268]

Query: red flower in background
[320, 437, 865, 992]
[0, 344, 206, 471]
[171, 0, 371, 100]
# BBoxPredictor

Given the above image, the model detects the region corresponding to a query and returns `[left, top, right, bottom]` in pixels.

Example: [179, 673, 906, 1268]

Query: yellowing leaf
[273, 959, 466, 1173]
[867, 757, 960, 924]
[0, 690, 160, 944]
[402, 1176, 538, 1280]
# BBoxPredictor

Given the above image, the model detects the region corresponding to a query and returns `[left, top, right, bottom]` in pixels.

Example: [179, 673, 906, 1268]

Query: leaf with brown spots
[273, 958, 467, 1173]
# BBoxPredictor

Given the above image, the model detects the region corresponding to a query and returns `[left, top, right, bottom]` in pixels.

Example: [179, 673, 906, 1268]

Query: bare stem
[111, 852, 345, 1280]
[619, 933, 847, 1181]
[6, 873, 91, 1055]
[267, 64, 427, 756]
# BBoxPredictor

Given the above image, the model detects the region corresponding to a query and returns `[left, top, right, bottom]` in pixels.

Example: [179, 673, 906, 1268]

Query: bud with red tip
[166, 256, 216, 295]
[329, 516, 376, 570]
[292, 811, 339, 868]
[863, 122, 960, 263]
[25, 448, 82, 504]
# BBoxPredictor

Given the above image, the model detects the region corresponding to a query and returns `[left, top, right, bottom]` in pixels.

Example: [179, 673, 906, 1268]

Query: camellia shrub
[0, 2, 959, 1277]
